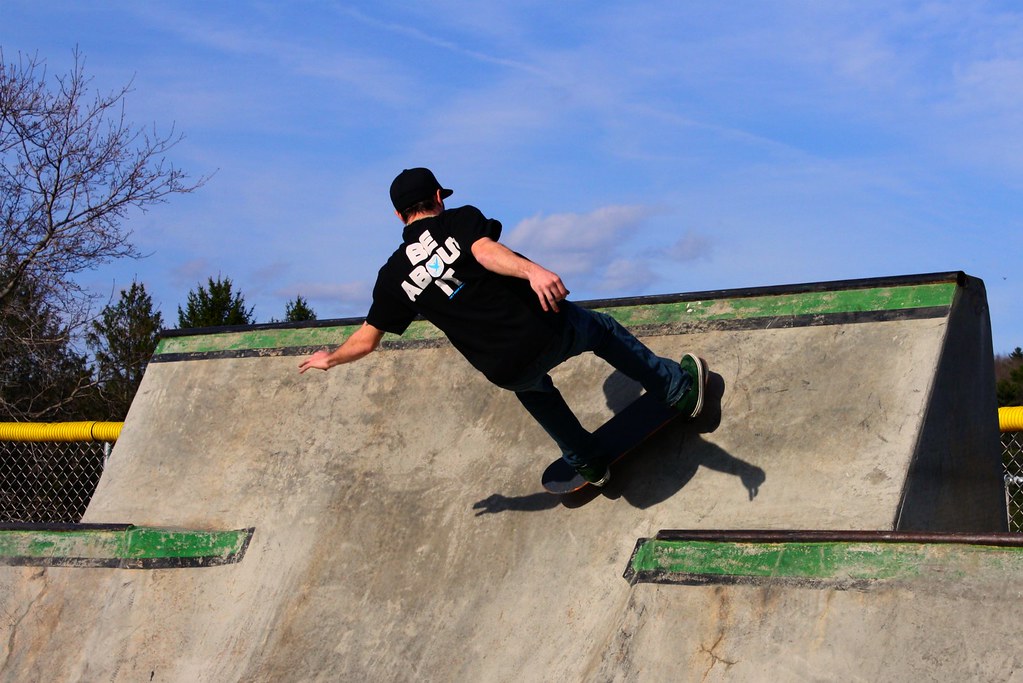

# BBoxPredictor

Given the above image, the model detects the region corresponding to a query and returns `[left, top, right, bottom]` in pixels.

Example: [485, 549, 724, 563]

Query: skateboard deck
[541, 391, 684, 494]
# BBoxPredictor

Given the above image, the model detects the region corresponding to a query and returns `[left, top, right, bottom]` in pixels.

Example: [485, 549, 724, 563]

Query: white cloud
[505, 205, 656, 253]
[335, 6, 548, 79]
[665, 233, 713, 263]
[171, 259, 215, 290]
[497, 204, 668, 296]
[597, 257, 657, 295]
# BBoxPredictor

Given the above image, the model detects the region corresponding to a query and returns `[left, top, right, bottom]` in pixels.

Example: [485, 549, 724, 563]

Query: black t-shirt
[366, 205, 565, 385]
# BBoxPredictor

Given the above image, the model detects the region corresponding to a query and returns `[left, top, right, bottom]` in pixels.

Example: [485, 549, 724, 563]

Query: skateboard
[540, 391, 685, 494]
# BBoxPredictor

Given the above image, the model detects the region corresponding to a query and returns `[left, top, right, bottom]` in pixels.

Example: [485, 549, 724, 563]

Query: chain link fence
[1003, 430, 1023, 532]
[0, 425, 115, 524]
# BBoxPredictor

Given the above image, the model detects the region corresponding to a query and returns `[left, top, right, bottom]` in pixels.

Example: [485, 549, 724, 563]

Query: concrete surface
[0, 272, 1014, 682]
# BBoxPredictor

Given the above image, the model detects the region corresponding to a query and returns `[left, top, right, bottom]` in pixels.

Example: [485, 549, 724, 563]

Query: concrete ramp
[0, 271, 1012, 681]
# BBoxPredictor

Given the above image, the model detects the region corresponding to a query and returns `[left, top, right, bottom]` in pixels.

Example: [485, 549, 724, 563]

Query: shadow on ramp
[473, 371, 764, 514]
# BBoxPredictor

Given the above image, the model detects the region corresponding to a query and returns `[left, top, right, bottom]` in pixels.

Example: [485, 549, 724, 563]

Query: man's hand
[526, 265, 569, 313]
[298, 350, 333, 374]
[298, 323, 384, 373]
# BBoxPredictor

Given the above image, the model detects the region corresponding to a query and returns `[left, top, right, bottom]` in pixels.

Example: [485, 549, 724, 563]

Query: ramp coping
[0, 524, 254, 569]
[154, 272, 966, 358]
[626, 530, 1023, 588]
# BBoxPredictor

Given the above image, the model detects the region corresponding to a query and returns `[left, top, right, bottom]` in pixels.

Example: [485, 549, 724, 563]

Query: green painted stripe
[626, 538, 1023, 587]
[597, 282, 956, 329]
[155, 319, 442, 356]
[0, 525, 253, 568]
[121, 526, 252, 562]
[156, 282, 956, 356]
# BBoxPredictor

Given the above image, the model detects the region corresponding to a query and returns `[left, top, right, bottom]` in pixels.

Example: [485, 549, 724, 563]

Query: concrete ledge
[0, 524, 254, 569]
[626, 530, 1023, 588]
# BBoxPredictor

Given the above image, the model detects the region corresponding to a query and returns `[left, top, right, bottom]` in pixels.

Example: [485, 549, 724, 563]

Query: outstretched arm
[470, 237, 569, 312]
[298, 322, 385, 373]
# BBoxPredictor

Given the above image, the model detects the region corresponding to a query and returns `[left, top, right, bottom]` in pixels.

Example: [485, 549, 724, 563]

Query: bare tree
[0, 49, 205, 419]
[1, 48, 203, 309]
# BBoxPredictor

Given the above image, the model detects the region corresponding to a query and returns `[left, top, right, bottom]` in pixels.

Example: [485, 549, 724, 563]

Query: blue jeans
[497, 302, 690, 469]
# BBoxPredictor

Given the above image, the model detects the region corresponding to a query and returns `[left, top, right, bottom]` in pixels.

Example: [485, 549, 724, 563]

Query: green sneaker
[575, 463, 611, 487]
[673, 353, 707, 418]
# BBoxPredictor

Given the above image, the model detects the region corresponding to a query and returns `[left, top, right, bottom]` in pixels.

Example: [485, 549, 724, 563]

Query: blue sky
[3, 2, 1022, 351]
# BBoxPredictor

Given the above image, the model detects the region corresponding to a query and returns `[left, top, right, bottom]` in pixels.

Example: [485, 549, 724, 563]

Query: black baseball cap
[389, 167, 453, 212]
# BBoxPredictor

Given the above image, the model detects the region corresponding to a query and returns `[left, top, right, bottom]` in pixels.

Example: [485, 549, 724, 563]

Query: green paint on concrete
[121, 526, 252, 562]
[156, 281, 957, 356]
[627, 538, 1023, 586]
[155, 319, 442, 356]
[599, 282, 956, 329]
[156, 324, 357, 356]
[0, 525, 253, 568]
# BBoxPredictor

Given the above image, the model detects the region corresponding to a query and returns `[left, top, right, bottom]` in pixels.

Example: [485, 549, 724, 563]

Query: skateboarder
[299, 167, 706, 486]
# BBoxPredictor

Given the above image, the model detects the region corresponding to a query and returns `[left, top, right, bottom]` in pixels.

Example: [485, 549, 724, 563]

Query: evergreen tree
[997, 348, 1023, 407]
[0, 274, 93, 421]
[177, 276, 254, 328]
[85, 281, 164, 420]
[284, 295, 317, 322]
[998, 366, 1023, 407]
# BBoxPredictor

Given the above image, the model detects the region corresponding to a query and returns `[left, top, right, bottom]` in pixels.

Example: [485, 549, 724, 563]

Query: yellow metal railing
[1001, 407, 1023, 433]
[0, 412, 1018, 441]
[0, 421, 123, 443]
